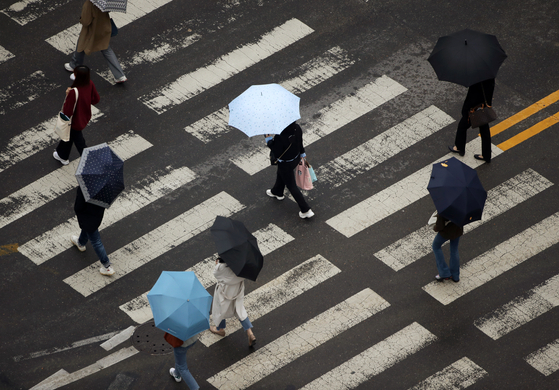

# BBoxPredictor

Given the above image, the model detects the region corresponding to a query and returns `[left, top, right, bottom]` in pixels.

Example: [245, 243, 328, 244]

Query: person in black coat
[265, 122, 314, 219]
[448, 78, 495, 163]
[70, 187, 115, 275]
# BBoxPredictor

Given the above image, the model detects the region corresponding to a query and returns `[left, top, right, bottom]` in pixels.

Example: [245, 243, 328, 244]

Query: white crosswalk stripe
[63, 191, 244, 297]
[423, 212, 559, 305]
[525, 339, 559, 376]
[326, 139, 504, 238]
[199, 255, 341, 347]
[45, 0, 175, 55]
[0, 70, 59, 114]
[375, 169, 553, 271]
[139, 18, 314, 114]
[184, 46, 354, 143]
[0, 45, 15, 64]
[474, 274, 559, 340]
[206, 288, 390, 390]
[18, 165, 197, 265]
[300, 322, 437, 390]
[316, 105, 454, 189]
[0, 107, 103, 174]
[0, 131, 152, 230]
[1, 0, 72, 25]
[231, 75, 408, 175]
[119, 223, 294, 323]
[408, 357, 487, 389]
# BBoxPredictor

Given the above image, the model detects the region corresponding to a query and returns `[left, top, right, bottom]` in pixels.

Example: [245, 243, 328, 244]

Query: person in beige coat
[209, 258, 256, 347]
[64, 0, 126, 83]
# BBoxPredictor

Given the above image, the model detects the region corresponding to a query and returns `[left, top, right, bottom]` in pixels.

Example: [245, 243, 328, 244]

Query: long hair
[71, 65, 90, 88]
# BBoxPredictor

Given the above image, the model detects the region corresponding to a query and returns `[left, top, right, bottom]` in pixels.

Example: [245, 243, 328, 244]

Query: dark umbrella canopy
[210, 216, 263, 281]
[428, 29, 507, 87]
[427, 157, 487, 226]
[75, 143, 124, 208]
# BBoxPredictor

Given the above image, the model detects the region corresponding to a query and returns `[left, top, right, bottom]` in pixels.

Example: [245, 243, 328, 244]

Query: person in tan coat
[209, 258, 257, 347]
[64, 0, 126, 83]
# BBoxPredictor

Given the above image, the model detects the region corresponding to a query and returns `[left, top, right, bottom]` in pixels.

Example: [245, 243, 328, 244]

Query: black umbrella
[75, 143, 124, 208]
[428, 29, 507, 87]
[427, 157, 487, 226]
[210, 216, 263, 281]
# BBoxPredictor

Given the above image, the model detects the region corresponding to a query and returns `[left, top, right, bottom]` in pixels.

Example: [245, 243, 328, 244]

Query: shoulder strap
[70, 88, 79, 118]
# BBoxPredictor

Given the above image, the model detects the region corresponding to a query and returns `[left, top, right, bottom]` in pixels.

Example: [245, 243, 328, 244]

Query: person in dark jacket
[265, 122, 314, 219]
[448, 78, 495, 163]
[432, 214, 463, 282]
[53, 65, 100, 165]
[71, 187, 115, 276]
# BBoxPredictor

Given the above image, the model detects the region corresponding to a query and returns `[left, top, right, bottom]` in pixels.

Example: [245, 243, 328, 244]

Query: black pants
[271, 159, 310, 213]
[56, 129, 87, 160]
[454, 115, 491, 162]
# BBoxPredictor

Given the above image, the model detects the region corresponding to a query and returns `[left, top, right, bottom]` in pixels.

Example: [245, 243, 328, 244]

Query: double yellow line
[491, 90, 559, 151]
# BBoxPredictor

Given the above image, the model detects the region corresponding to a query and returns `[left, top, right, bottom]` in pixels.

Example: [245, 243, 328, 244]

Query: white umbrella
[228, 84, 300, 137]
[89, 0, 127, 13]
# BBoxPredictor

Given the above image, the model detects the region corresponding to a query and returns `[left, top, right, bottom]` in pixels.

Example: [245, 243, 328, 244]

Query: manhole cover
[132, 320, 173, 355]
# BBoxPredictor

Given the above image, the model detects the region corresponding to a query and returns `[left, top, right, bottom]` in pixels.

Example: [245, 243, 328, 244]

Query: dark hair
[217, 257, 225, 263]
[71, 65, 90, 88]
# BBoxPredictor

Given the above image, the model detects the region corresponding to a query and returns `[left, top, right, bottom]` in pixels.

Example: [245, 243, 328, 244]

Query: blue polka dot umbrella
[228, 84, 301, 137]
[75, 143, 124, 209]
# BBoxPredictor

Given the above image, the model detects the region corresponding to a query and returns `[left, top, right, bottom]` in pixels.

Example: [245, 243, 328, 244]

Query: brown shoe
[247, 329, 256, 347]
[210, 326, 225, 337]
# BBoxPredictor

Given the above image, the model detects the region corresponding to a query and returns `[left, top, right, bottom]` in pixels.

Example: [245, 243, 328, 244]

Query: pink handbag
[295, 159, 313, 190]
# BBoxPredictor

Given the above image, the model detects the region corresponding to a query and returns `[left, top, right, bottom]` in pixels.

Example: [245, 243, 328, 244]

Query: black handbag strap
[481, 84, 490, 107]
[276, 143, 292, 161]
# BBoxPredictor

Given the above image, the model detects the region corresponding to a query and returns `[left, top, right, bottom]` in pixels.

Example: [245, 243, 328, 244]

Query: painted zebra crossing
[2, 3, 559, 388]
[0, 70, 59, 115]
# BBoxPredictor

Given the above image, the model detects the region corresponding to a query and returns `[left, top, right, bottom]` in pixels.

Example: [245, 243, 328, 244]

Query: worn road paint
[423, 212, 559, 305]
[0, 131, 152, 230]
[0, 107, 103, 174]
[199, 255, 341, 346]
[409, 357, 487, 389]
[0, 44, 15, 63]
[185, 46, 354, 143]
[19, 165, 196, 265]
[375, 169, 553, 271]
[475, 274, 559, 340]
[525, 339, 559, 376]
[325, 139, 503, 238]
[231, 75, 408, 175]
[207, 288, 390, 390]
[64, 192, 244, 297]
[0, 71, 59, 114]
[139, 18, 314, 114]
[498, 111, 559, 151]
[119, 223, 293, 324]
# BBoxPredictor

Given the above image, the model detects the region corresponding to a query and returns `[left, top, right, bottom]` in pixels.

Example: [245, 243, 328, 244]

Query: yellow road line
[497, 111, 559, 151]
[491, 89, 559, 136]
[0, 243, 18, 256]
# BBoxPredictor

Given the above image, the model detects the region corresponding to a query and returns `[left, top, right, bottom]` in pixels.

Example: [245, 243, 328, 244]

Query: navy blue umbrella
[75, 143, 124, 208]
[427, 157, 487, 226]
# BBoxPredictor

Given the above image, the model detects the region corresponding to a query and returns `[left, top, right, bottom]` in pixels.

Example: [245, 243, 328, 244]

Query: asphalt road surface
[1, 0, 559, 389]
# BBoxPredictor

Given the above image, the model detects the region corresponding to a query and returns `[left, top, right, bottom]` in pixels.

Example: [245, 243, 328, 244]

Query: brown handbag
[164, 332, 183, 347]
[468, 85, 497, 128]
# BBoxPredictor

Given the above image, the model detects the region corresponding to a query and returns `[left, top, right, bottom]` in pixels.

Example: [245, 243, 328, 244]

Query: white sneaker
[99, 266, 115, 276]
[53, 151, 69, 165]
[169, 368, 182, 383]
[266, 189, 284, 200]
[64, 63, 74, 72]
[115, 76, 127, 83]
[70, 73, 75, 81]
[299, 209, 315, 219]
[70, 235, 86, 251]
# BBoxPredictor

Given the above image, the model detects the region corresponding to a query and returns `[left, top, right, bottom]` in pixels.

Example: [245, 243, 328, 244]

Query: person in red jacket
[53, 65, 100, 165]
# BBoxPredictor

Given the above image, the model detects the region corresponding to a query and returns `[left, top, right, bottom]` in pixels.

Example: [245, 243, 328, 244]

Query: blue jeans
[173, 343, 199, 390]
[216, 317, 253, 331]
[78, 229, 110, 268]
[432, 233, 460, 280]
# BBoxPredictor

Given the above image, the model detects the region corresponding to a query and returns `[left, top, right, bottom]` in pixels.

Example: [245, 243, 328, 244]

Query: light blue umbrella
[228, 83, 301, 137]
[147, 271, 212, 341]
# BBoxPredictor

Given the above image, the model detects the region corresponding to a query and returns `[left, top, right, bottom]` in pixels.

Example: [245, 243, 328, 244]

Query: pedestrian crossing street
[2, 0, 559, 388]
